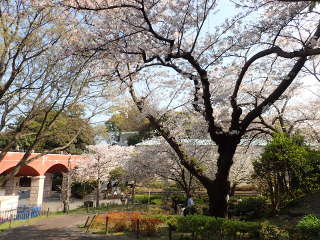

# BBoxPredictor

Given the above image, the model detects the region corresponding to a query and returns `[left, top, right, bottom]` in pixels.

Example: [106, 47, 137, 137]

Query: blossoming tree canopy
[50, 1, 320, 217]
[74, 144, 135, 206]
[75, 145, 135, 182]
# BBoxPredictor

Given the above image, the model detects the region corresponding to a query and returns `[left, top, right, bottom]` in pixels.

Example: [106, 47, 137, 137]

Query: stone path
[0, 214, 107, 240]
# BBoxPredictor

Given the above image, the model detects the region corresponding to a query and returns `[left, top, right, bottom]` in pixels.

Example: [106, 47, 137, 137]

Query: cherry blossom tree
[123, 152, 154, 202]
[52, 0, 320, 217]
[74, 144, 135, 207]
[134, 138, 207, 198]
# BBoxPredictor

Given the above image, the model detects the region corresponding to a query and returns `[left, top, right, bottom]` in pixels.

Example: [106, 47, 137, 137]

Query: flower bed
[90, 211, 163, 236]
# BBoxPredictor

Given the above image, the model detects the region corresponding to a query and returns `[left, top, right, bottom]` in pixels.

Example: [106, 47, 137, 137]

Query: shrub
[294, 214, 320, 240]
[156, 214, 178, 229]
[140, 216, 162, 236]
[71, 181, 97, 199]
[171, 194, 186, 205]
[202, 207, 210, 216]
[223, 220, 260, 239]
[259, 222, 289, 240]
[173, 215, 260, 240]
[230, 196, 269, 220]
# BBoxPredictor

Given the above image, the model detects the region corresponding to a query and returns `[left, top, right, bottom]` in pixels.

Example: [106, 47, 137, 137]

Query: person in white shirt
[187, 196, 194, 207]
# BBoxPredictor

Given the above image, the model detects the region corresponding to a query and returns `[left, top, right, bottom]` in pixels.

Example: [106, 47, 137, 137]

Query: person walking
[183, 195, 195, 216]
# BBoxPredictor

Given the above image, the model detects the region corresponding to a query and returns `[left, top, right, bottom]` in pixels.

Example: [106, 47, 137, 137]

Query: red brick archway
[0, 152, 87, 207]
[0, 152, 85, 176]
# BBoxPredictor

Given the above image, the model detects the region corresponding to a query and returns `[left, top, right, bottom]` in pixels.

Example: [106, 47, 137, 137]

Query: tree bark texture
[204, 142, 237, 217]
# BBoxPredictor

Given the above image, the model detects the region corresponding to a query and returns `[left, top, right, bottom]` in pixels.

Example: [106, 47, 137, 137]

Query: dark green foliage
[253, 132, 320, 212]
[71, 181, 97, 199]
[127, 129, 155, 146]
[294, 214, 320, 240]
[106, 104, 156, 145]
[127, 134, 144, 146]
[169, 215, 260, 240]
[108, 167, 127, 191]
[157, 214, 320, 240]
[303, 151, 320, 193]
[109, 167, 126, 183]
[230, 197, 269, 220]
[0, 106, 94, 154]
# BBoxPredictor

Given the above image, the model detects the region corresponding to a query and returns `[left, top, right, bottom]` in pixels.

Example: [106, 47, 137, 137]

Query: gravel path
[0, 214, 107, 240]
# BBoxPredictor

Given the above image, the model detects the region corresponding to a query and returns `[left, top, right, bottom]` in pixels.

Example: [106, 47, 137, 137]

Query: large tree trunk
[205, 142, 237, 218]
[62, 172, 71, 213]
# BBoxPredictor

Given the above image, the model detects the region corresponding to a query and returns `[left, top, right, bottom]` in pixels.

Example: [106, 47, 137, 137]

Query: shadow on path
[0, 214, 107, 240]
[0, 225, 106, 240]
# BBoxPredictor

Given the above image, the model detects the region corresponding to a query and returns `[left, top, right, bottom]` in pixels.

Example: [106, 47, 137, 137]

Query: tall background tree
[106, 102, 155, 145]
[0, 105, 95, 154]
[0, 0, 103, 185]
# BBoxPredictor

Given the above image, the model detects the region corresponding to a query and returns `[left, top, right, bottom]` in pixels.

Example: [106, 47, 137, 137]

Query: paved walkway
[19, 197, 122, 212]
[0, 214, 107, 240]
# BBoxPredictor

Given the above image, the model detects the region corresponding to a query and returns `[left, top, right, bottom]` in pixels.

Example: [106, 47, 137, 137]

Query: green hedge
[134, 194, 163, 204]
[229, 196, 269, 220]
[157, 214, 320, 240]
[259, 222, 289, 240]
[162, 215, 260, 240]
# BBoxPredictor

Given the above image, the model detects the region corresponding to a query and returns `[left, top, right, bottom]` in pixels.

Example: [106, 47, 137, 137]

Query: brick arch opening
[1, 165, 40, 176]
[44, 164, 68, 174]
[43, 164, 69, 197]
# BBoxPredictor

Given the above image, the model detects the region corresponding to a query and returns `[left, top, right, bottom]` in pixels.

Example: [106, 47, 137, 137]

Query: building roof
[136, 137, 267, 146]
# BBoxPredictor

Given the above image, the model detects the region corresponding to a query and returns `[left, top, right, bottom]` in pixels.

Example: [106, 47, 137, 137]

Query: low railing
[0, 206, 49, 224]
